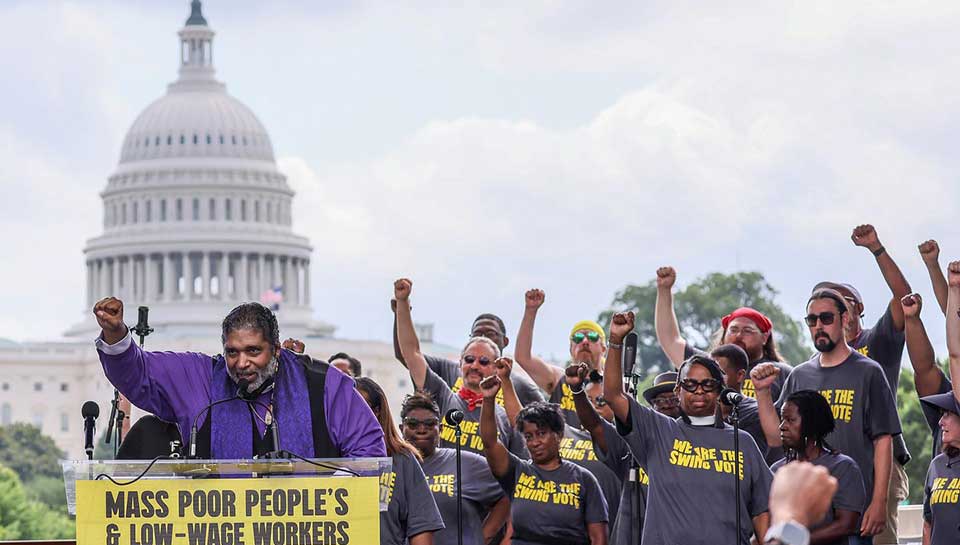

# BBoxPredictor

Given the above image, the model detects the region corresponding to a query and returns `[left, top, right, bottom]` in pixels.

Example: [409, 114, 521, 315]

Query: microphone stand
[444, 409, 465, 545]
[107, 307, 153, 456]
[730, 403, 741, 545]
[622, 332, 645, 545]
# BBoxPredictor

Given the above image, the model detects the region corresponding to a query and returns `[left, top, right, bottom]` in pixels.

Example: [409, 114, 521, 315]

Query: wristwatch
[764, 521, 809, 545]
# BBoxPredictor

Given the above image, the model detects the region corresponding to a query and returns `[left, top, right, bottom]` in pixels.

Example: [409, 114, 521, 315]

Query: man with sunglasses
[515, 288, 607, 429]
[752, 288, 900, 543]
[604, 311, 773, 545]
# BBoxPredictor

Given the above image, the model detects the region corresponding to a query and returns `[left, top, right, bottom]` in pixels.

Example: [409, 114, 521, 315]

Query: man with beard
[514, 288, 607, 428]
[93, 298, 385, 459]
[753, 288, 900, 542]
[654, 266, 793, 400]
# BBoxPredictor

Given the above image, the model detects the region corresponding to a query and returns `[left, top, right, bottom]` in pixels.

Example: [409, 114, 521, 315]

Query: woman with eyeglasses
[399, 392, 510, 545]
[479, 374, 609, 545]
[394, 278, 526, 456]
[355, 378, 444, 545]
[603, 311, 773, 545]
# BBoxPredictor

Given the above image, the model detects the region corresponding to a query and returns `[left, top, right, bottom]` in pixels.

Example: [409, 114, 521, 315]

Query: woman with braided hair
[772, 390, 866, 545]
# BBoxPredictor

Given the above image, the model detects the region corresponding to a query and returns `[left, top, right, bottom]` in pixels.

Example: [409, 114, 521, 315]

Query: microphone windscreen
[237, 379, 250, 397]
[82, 401, 100, 418]
[444, 408, 464, 426]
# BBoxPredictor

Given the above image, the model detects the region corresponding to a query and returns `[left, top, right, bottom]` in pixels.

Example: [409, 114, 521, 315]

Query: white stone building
[0, 1, 455, 460]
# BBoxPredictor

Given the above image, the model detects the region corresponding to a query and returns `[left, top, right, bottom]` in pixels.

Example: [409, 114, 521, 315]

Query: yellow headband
[569, 320, 606, 342]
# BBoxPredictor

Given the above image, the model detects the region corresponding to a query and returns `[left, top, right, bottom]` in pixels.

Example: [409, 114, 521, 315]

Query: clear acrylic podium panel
[61, 457, 392, 515]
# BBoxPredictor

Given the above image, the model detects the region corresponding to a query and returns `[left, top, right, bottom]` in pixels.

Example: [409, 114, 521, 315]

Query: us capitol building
[0, 1, 454, 459]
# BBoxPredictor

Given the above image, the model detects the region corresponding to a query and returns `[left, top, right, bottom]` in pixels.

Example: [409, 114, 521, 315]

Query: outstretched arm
[514, 289, 563, 394]
[901, 293, 946, 397]
[602, 312, 634, 425]
[394, 279, 428, 390]
[495, 358, 523, 426]
[852, 224, 912, 331]
[751, 363, 783, 447]
[919, 240, 948, 315]
[479, 375, 511, 478]
[391, 299, 407, 366]
[653, 267, 687, 367]
[946, 261, 960, 403]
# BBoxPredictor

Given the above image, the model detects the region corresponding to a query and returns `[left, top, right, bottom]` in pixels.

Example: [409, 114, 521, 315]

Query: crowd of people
[92, 225, 960, 545]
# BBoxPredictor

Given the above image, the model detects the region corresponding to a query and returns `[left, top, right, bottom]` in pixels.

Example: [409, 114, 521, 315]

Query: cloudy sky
[2, 0, 959, 360]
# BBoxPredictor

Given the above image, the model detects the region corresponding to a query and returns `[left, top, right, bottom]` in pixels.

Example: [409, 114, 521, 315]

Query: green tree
[0, 423, 66, 481]
[599, 271, 810, 376]
[0, 464, 74, 540]
[898, 368, 940, 504]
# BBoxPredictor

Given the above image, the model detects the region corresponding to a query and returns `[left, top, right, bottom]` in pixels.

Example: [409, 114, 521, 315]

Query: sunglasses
[463, 355, 493, 366]
[571, 331, 601, 344]
[804, 312, 837, 326]
[403, 417, 440, 429]
[651, 396, 680, 408]
[678, 378, 722, 393]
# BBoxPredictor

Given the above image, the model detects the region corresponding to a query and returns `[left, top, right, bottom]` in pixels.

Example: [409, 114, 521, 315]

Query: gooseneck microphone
[720, 389, 745, 407]
[188, 378, 280, 459]
[82, 401, 100, 460]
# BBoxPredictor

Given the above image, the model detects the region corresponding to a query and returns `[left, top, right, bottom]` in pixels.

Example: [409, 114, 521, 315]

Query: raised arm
[919, 240, 948, 314]
[514, 289, 563, 394]
[946, 261, 960, 402]
[390, 299, 407, 366]
[495, 357, 523, 426]
[566, 363, 607, 452]
[901, 293, 946, 397]
[750, 363, 784, 447]
[394, 278, 428, 390]
[479, 375, 511, 478]
[654, 267, 687, 367]
[602, 312, 634, 425]
[94, 296, 128, 344]
[851, 224, 912, 330]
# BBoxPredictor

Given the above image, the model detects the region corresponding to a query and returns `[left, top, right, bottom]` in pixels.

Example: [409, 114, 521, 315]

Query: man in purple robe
[93, 297, 385, 459]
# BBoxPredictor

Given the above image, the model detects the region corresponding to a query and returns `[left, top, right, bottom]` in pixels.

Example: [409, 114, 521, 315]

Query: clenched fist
[93, 297, 127, 344]
[480, 375, 502, 400]
[918, 240, 940, 264]
[749, 362, 781, 392]
[394, 278, 413, 302]
[564, 362, 590, 391]
[656, 267, 677, 290]
[494, 357, 514, 380]
[282, 338, 305, 354]
[609, 312, 635, 343]
[851, 224, 882, 252]
[525, 289, 545, 311]
[949, 261, 960, 288]
[900, 293, 922, 319]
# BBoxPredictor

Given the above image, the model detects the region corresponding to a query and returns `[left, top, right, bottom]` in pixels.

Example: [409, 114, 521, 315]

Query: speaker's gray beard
[229, 356, 279, 392]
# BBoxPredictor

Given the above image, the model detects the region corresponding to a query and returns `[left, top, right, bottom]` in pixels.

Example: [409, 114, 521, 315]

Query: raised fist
[479, 375, 502, 400]
[949, 261, 960, 288]
[656, 266, 677, 290]
[495, 357, 514, 380]
[394, 278, 413, 302]
[900, 293, 922, 319]
[525, 289, 545, 310]
[851, 224, 881, 252]
[564, 362, 589, 391]
[918, 240, 940, 264]
[282, 338, 305, 354]
[93, 297, 126, 343]
[749, 362, 781, 392]
[609, 311, 635, 343]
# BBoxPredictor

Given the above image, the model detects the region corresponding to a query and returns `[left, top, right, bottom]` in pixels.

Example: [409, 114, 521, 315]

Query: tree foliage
[0, 423, 66, 482]
[599, 271, 810, 376]
[897, 367, 940, 504]
[0, 464, 74, 540]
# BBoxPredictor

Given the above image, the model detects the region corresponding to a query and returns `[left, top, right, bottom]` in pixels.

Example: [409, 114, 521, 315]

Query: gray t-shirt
[380, 451, 445, 545]
[922, 452, 960, 545]
[563, 425, 623, 531]
[549, 375, 583, 430]
[425, 353, 545, 407]
[775, 351, 901, 499]
[499, 452, 609, 545]
[851, 306, 910, 464]
[616, 397, 773, 545]
[731, 396, 772, 464]
[594, 419, 647, 545]
[420, 448, 504, 545]
[771, 453, 866, 545]
[421, 366, 527, 457]
[683, 344, 793, 400]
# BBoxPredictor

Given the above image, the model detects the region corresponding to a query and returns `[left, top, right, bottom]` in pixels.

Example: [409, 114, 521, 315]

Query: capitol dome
[67, 0, 332, 339]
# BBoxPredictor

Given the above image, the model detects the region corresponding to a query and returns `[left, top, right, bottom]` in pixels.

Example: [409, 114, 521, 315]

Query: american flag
[260, 286, 283, 310]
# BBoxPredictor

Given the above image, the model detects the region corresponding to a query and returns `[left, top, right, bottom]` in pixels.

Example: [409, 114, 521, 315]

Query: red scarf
[458, 388, 484, 412]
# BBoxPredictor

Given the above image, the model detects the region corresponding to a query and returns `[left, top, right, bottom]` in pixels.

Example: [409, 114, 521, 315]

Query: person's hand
[769, 461, 838, 528]
[900, 293, 922, 319]
[525, 289, 545, 310]
[918, 240, 940, 265]
[851, 224, 882, 252]
[495, 357, 514, 380]
[479, 375, 502, 400]
[749, 363, 781, 392]
[860, 499, 886, 536]
[564, 362, 589, 391]
[609, 311, 635, 343]
[949, 261, 960, 288]
[394, 278, 412, 302]
[93, 297, 127, 344]
[656, 266, 677, 290]
[282, 338, 305, 354]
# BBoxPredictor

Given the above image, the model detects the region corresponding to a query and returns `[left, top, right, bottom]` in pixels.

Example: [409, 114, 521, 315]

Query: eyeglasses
[726, 326, 760, 337]
[651, 396, 680, 408]
[403, 417, 440, 429]
[463, 355, 493, 366]
[472, 330, 502, 341]
[804, 312, 837, 326]
[591, 396, 608, 408]
[678, 378, 722, 393]
[571, 331, 601, 344]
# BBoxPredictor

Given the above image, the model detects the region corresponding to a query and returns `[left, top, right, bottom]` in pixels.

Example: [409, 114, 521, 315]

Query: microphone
[622, 331, 638, 377]
[188, 380, 280, 459]
[444, 408, 464, 427]
[720, 389, 744, 407]
[131, 306, 154, 339]
[82, 401, 99, 460]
